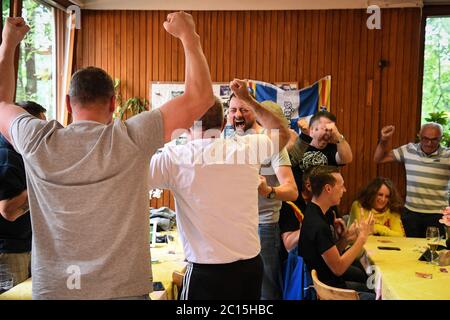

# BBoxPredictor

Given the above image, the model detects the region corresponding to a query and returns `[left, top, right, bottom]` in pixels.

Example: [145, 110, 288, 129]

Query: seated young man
[298, 166, 376, 300]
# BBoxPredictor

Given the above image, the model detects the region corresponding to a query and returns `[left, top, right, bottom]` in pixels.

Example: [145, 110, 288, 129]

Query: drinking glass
[426, 227, 440, 264]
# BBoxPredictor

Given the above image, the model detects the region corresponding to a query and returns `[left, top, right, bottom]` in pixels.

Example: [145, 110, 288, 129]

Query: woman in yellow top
[349, 177, 405, 237]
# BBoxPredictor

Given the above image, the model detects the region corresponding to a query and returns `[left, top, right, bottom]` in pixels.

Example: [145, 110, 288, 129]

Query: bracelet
[337, 134, 345, 144]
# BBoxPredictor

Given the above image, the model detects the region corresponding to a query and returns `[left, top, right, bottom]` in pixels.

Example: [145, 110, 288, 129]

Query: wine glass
[426, 227, 440, 264]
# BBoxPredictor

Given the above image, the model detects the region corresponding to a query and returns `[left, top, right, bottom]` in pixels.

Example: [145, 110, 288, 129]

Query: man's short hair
[420, 122, 443, 137]
[197, 96, 224, 131]
[16, 101, 46, 118]
[309, 110, 337, 127]
[69, 67, 114, 105]
[309, 165, 340, 198]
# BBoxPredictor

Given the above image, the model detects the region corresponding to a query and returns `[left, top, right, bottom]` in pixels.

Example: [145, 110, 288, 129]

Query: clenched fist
[2, 17, 30, 48]
[163, 11, 198, 44]
[380, 125, 395, 142]
[230, 79, 252, 102]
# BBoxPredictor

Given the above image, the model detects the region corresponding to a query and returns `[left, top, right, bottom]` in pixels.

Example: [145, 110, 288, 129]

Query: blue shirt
[0, 134, 31, 253]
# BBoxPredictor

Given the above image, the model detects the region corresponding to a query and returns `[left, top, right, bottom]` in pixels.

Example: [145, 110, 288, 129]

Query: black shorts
[181, 254, 263, 300]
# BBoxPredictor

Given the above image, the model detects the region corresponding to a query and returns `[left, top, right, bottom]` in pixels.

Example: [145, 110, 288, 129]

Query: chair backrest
[172, 266, 186, 300]
[311, 270, 359, 300]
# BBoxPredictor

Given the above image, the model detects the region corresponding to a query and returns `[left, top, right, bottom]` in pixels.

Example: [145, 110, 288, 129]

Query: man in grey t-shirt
[0, 13, 214, 299]
[228, 88, 298, 300]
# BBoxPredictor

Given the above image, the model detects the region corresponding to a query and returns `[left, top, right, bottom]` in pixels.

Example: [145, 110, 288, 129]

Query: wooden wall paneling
[317, 10, 327, 79]
[330, 10, 340, 109]
[107, 11, 113, 77]
[249, 11, 258, 79]
[338, 10, 353, 204]
[95, 12, 101, 67]
[276, 11, 284, 81]
[310, 10, 319, 82]
[224, 11, 232, 81]
[269, 12, 278, 81]
[74, 8, 423, 213]
[241, 11, 250, 79]
[151, 12, 158, 85]
[262, 11, 270, 81]
[120, 11, 127, 103]
[202, 11, 211, 81]
[113, 11, 120, 97]
[177, 13, 185, 83]
[216, 11, 224, 81]
[138, 11, 145, 98]
[396, 10, 408, 194]
[169, 190, 175, 210]
[236, 11, 244, 79]
[289, 11, 298, 82]
[296, 11, 305, 83]
[356, 10, 368, 198]
[282, 11, 291, 81]
[385, 10, 399, 189]
[407, 6, 422, 141]
[101, 11, 107, 71]
[157, 11, 165, 81]
[365, 13, 378, 182]
[304, 11, 313, 84]
[210, 11, 217, 80]
[255, 11, 264, 81]
[165, 10, 172, 82]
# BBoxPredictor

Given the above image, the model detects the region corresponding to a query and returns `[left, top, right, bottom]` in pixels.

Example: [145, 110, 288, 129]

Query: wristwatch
[267, 186, 276, 199]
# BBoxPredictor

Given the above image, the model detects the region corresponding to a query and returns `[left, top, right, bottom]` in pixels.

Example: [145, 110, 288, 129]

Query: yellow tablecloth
[364, 236, 450, 300]
[0, 230, 186, 300]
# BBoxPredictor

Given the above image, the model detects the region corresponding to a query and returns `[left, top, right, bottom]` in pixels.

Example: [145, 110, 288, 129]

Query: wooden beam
[59, 12, 75, 126]
[11, 0, 22, 102]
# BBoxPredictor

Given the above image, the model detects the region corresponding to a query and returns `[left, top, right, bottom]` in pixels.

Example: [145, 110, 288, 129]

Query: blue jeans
[258, 223, 282, 300]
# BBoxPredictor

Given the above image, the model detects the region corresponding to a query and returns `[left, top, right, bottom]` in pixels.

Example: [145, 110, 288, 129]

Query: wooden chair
[172, 266, 186, 300]
[311, 269, 359, 300]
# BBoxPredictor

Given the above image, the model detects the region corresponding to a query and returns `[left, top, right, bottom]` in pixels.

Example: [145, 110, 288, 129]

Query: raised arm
[374, 125, 396, 164]
[327, 123, 353, 165]
[0, 18, 30, 142]
[158, 12, 214, 143]
[229, 79, 290, 151]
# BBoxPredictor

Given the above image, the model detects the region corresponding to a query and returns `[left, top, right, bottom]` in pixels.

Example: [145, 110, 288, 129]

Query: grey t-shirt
[9, 111, 164, 299]
[258, 147, 291, 224]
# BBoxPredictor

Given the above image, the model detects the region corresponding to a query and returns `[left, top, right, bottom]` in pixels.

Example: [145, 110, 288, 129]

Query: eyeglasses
[420, 136, 441, 144]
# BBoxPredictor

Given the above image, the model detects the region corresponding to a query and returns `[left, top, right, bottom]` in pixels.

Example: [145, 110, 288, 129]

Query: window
[16, 0, 56, 120]
[421, 17, 450, 147]
[2, 0, 10, 27]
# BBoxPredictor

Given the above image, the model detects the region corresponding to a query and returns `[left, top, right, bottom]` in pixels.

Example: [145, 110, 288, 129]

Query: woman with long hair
[349, 177, 405, 237]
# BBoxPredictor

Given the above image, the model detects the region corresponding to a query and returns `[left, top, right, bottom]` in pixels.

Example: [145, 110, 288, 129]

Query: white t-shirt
[149, 134, 276, 264]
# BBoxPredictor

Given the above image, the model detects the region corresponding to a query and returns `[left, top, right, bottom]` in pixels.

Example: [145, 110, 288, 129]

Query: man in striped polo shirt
[374, 123, 449, 237]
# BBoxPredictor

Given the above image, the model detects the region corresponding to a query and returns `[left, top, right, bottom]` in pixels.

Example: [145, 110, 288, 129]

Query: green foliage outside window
[15, 0, 55, 119]
[421, 17, 450, 147]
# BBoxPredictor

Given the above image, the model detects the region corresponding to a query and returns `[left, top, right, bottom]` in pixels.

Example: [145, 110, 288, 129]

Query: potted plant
[113, 79, 148, 120]
[425, 110, 450, 147]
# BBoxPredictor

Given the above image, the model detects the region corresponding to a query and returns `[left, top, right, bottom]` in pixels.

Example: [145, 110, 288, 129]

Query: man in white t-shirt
[149, 79, 290, 299]
[0, 13, 214, 299]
